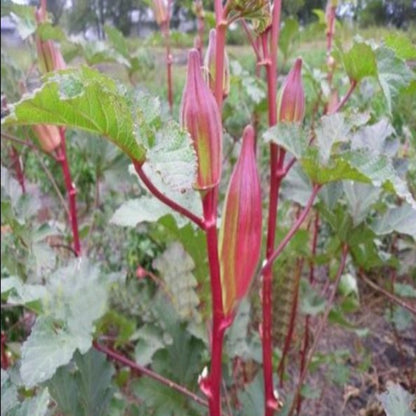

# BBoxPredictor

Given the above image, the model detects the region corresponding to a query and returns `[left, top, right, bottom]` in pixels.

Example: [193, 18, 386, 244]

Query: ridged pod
[32, 124, 62, 153]
[180, 49, 222, 190]
[204, 29, 230, 98]
[35, 7, 66, 73]
[151, 0, 168, 26]
[276, 58, 305, 123]
[218, 125, 262, 316]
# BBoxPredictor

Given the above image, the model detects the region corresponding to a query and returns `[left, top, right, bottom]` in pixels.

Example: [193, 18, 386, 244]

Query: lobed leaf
[3, 67, 146, 161]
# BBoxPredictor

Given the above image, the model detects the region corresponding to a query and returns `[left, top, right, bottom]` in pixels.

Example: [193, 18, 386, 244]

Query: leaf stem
[289, 243, 349, 416]
[261, 184, 321, 277]
[329, 80, 357, 114]
[359, 271, 416, 315]
[202, 189, 227, 416]
[55, 128, 81, 256]
[93, 341, 209, 408]
[132, 160, 205, 229]
[241, 19, 262, 62]
[262, 2, 283, 414]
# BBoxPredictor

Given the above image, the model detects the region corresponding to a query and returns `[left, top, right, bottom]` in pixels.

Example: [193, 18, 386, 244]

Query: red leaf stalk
[55, 128, 81, 256]
[9, 146, 26, 194]
[35, 1, 81, 256]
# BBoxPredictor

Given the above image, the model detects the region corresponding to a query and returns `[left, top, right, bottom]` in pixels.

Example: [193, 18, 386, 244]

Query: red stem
[1, 332, 9, 370]
[326, 6, 336, 54]
[262, 185, 321, 275]
[262, 2, 282, 414]
[55, 128, 81, 256]
[289, 243, 349, 416]
[132, 160, 205, 229]
[93, 341, 209, 408]
[241, 19, 262, 62]
[329, 80, 357, 114]
[202, 189, 227, 416]
[9, 146, 26, 193]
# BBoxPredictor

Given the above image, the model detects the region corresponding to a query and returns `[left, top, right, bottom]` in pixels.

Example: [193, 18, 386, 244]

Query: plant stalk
[289, 243, 349, 415]
[133, 160, 205, 229]
[261, 1, 282, 413]
[202, 189, 227, 416]
[93, 341, 209, 408]
[55, 128, 81, 256]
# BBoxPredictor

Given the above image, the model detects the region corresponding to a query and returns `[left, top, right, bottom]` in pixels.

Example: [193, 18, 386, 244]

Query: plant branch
[262, 2, 283, 414]
[289, 243, 349, 416]
[328, 80, 357, 114]
[33, 148, 70, 217]
[55, 128, 81, 256]
[202, 189, 228, 416]
[93, 341, 209, 408]
[262, 184, 321, 283]
[132, 160, 205, 229]
[359, 272, 416, 315]
[241, 19, 261, 62]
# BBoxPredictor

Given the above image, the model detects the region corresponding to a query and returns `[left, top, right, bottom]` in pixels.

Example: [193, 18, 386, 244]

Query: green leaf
[1, 276, 47, 307]
[225, 299, 262, 362]
[3, 67, 146, 161]
[20, 260, 113, 387]
[351, 118, 395, 156]
[238, 374, 265, 416]
[376, 46, 415, 113]
[1, 370, 18, 416]
[371, 204, 416, 237]
[146, 121, 197, 192]
[13, 389, 50, 416]
[281, 164, 314, 206]
[48, 349, 114, 416]
[73, 349, 115, 416]
[104, 25, 129, 58]
[4, 3, 36, 39]
[394, 283, 416, 298]
[263, 123, 308, 159]
[20, 316, 81, 388]
[279, 18, 299, 59]
[384, 33, 416, 61]
[134, 324, 166, 366]
[342, 42, 377, 82]
[37, 22, 66, 41]
[132, 378, 188, 416]
[110, 196, 178, 227]
[152, 242, 201, 323]
[377, 383, 416, 416]
[343, 181, 380, 226]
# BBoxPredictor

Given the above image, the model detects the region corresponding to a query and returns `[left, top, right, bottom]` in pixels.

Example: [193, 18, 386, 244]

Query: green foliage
[47, 349, 114, 416]
[377, 383, 416, 416]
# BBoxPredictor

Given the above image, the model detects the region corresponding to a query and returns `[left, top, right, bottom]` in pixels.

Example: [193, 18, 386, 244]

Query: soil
[279, 279, 416, 416]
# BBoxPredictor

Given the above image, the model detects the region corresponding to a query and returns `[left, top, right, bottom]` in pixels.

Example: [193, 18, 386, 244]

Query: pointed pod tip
[242, 125, 255, 147]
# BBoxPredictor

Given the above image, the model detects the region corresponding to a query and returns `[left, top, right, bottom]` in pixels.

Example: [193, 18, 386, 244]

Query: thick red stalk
[55, 128, 81, 256]
[202, 190, 227, 416]
[289, 244, 349, 416]
[262, 2, 283, 414]
[93, 341, 209, 408]
[132, 161, 205, 229]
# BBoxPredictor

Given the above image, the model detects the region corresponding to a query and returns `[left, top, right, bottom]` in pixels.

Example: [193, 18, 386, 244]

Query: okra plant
[1, 0, 415, 415]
